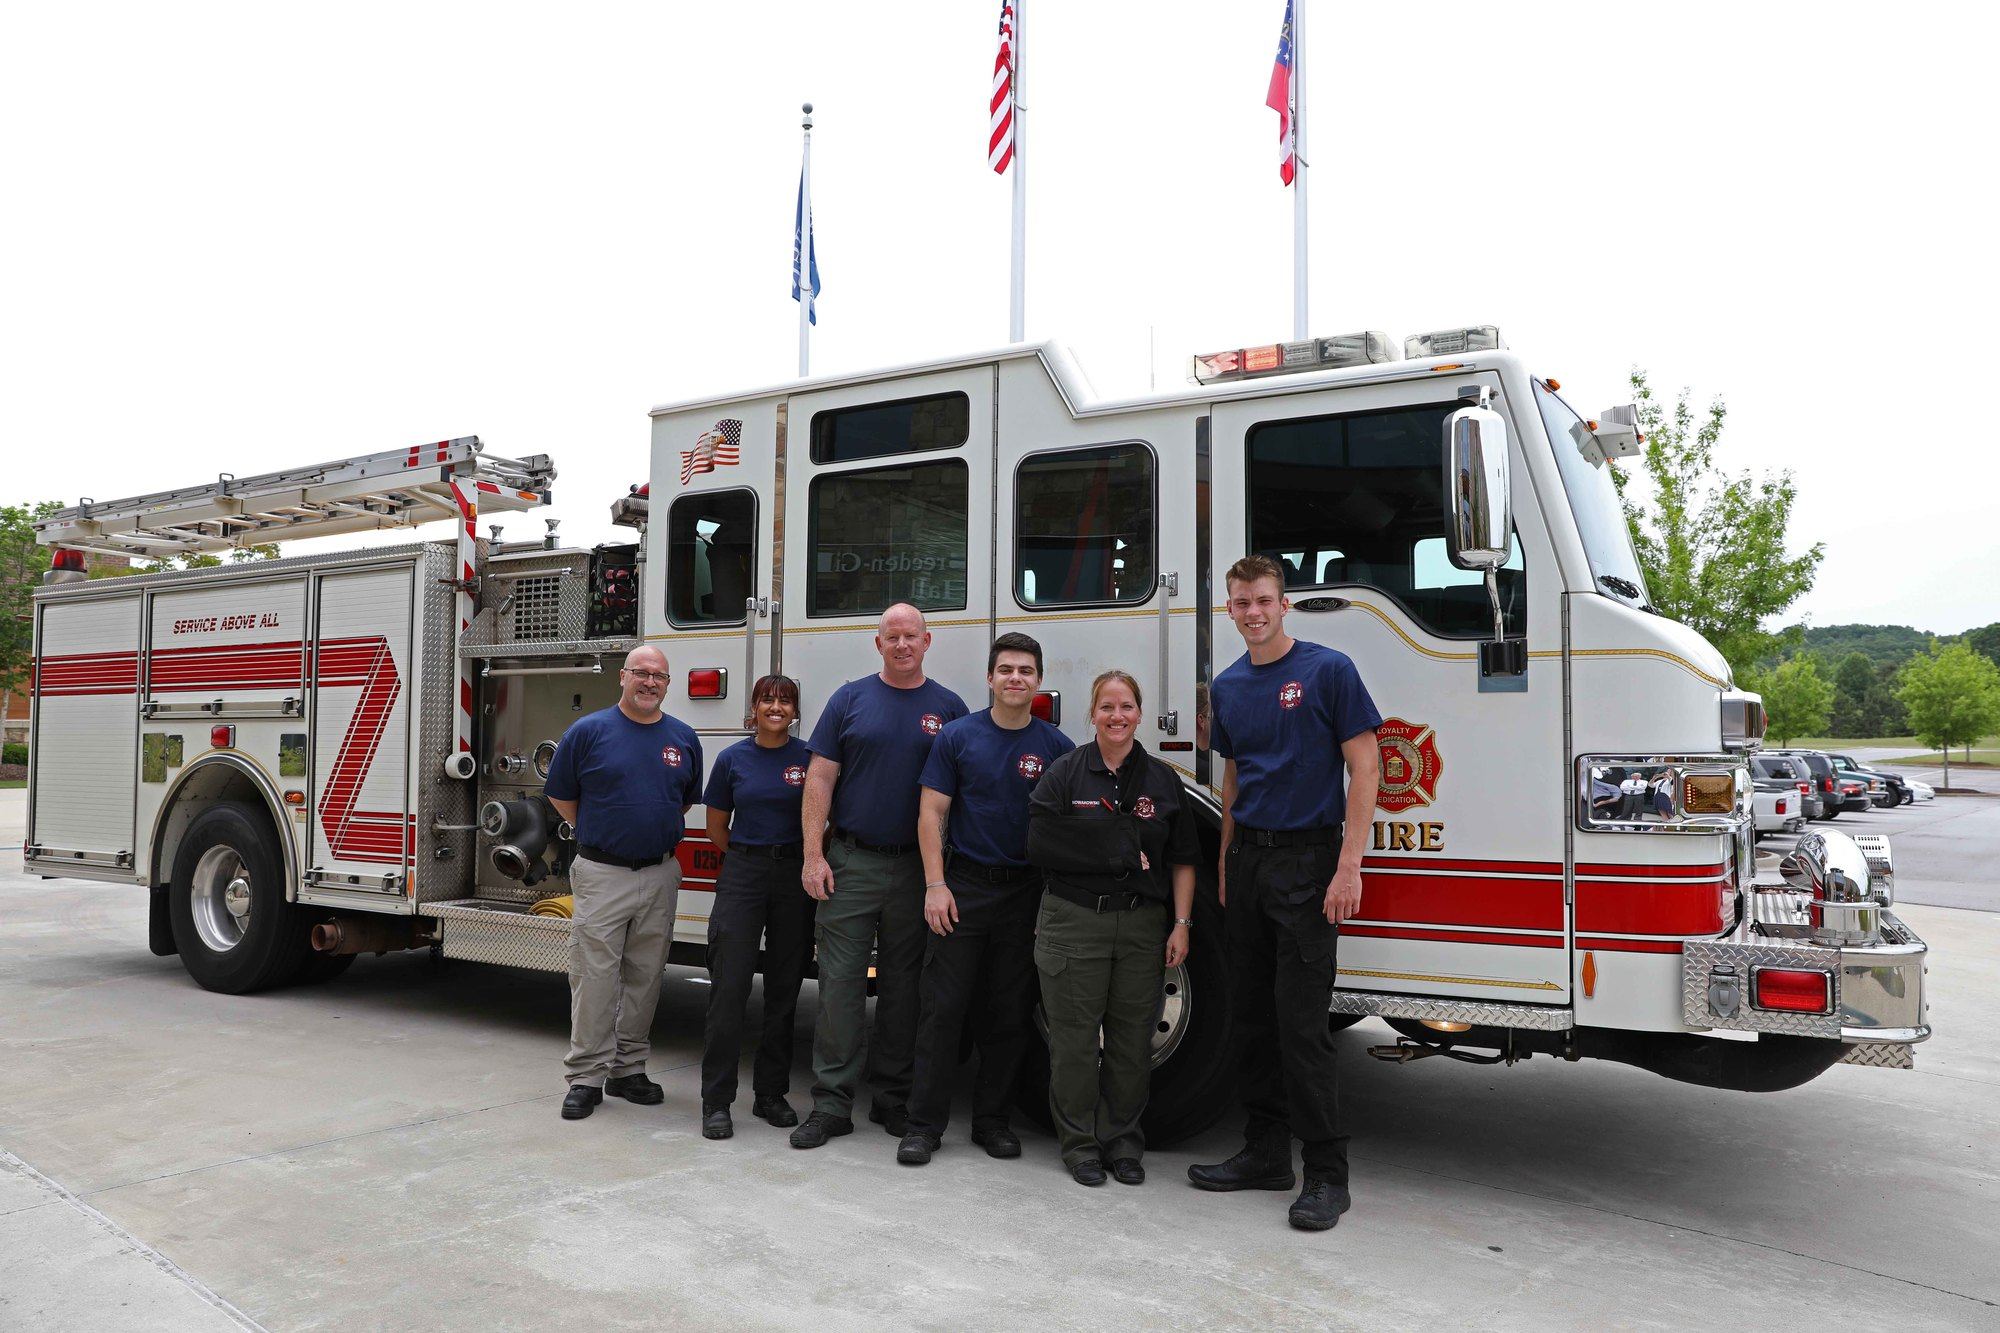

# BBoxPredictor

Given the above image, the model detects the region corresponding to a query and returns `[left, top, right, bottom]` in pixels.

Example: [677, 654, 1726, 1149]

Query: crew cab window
[1246, 402, 1526, 639]
[1015, 443, 1155, 607]
[807, 460, 969, 616]
[810, 392, 969, 464]
[666, 489, 756, 626]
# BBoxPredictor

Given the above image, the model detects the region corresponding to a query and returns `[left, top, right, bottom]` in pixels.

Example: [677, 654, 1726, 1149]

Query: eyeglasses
[621, 669, 669, 683]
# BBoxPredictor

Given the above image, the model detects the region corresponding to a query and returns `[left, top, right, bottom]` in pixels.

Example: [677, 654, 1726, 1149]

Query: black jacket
[1027, 740, 1200, 903]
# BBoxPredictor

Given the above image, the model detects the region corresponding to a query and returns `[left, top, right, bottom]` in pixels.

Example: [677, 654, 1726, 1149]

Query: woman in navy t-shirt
[698, 675, 816, 1140]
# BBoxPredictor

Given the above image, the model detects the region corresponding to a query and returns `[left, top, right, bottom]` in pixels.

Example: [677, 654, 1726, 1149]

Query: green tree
[1746, 656, 1834, 747]
[1898, 641, 2000, 789]
[1870, 660, 1908, 736]
[0, 501, 63, 731]
[1964, 622, 2000, 673]
[1613, 370, 1824, 676]
[1830, 651, 1875, 736]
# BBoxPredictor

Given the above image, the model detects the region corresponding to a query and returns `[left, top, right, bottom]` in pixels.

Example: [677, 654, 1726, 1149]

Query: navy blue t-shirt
[543, 706, 703, 860]
[1210, 639, 1382, 832]
[808, 675, 969, 846]
[704, 736, 812, 848]
[920, 710, 1075, 867]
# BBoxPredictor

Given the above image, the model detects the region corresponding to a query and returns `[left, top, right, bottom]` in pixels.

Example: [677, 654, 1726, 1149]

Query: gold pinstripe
[1337, 967, 1563, 992]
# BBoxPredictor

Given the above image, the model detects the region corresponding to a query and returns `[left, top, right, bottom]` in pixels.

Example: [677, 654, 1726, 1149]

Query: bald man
[791, 604, 968, 1148]
[544, 645, 704, 1121]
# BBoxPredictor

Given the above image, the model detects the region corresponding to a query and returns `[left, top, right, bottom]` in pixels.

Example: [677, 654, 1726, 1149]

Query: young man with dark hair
[897, 632, 1072, 1165]
[1188, 554, 1382, 1231]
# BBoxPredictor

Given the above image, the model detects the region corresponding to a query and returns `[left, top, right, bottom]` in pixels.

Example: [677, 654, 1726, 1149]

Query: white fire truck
[26, 328, 1929, 1141]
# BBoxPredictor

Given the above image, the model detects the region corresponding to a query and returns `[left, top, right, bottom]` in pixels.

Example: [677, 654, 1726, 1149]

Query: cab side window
[1015, 443, 1156, 607]
[807, 460, 969, 616]
[810, 392, 969, 464]
[1247, 403, 1526, 639]
[666, 489, 756, 626]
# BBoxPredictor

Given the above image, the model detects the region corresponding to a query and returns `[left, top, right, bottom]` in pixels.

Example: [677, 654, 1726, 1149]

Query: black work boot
[896, 1132, 941, 1165]
[605, 1073, 665, 1105]
[752, 1095, 799, 1128]
[1289, 1175, 1352, 1231]
[1187, 1141, 1296, 1192]
[789, 1111, 854, 1149]
[561, 1084, 603, 1121]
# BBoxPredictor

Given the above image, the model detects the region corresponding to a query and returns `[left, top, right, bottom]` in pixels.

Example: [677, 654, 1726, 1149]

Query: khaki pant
[565, 855, 682, 1087]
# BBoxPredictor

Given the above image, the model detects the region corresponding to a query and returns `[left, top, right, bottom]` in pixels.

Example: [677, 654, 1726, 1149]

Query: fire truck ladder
[33, 436, 554, 559]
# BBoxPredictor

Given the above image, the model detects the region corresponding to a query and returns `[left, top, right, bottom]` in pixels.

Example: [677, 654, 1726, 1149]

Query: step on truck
[26, 327, 1930, 1140]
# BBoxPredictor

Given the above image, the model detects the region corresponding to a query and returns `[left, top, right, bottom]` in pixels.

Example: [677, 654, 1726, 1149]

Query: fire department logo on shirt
[1375, 717, 1442, 813]
[1134, 796, 1156, 820]
[919, 713, 944, 736]
[783, 764, 807, 787]
[662, 745, 684, 768]
[1278, 681, 1305, 711]
[1017, 753, 1045, 780]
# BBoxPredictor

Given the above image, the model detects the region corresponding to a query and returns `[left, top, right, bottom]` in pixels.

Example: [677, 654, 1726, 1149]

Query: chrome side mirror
[1444, 395, 1521, 677]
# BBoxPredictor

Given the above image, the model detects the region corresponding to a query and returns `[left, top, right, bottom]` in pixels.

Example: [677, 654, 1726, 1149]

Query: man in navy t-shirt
[791, 603, 969, 1148]
[542, 644, 703, 1121]
[898, 632, 1073, 1165]
[1189, 555, 1381, 1232]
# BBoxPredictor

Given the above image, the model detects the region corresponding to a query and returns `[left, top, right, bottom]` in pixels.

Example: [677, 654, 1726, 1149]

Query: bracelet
[926, 881, 949, 890]
[1174, 917, 1193, 927]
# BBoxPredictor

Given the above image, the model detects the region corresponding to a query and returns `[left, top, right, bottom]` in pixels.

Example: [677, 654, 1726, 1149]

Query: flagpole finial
[802, 102, 813, 129]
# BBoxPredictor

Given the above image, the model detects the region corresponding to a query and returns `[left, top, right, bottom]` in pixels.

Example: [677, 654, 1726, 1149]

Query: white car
[1753, 784, 1806, 836]
[1909, 779, 1936, 802]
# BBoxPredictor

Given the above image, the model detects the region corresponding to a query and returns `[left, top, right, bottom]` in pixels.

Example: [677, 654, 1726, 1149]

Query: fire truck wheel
[1014, 878, 1235, 1147]
[168, 802, 308, 994]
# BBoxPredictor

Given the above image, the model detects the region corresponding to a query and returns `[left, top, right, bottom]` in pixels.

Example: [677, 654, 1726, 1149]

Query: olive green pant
[808, 840, 926, 1119]
[1034, 892, 1168, 1167]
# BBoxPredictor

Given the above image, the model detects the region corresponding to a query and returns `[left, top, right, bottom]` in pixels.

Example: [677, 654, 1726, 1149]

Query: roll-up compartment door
[30, 594, 143, 866]
[309, 566, 416, 893]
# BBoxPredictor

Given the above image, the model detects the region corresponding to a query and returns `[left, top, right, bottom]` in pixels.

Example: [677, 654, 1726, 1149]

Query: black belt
[951, 857, 1038, 885]
[1233, 824, 1338, 849]
[1047, 882, 1151, 914]
[832, 828, 917, 857]
[731, 842, 804, 860]
[578, 845, 665, 870]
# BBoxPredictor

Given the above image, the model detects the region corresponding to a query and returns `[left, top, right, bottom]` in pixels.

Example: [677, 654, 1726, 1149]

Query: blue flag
[792, 171, 820, 326]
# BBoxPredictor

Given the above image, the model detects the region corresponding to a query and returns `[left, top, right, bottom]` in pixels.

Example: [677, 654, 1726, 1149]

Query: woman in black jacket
[1027, 669, 1198, 1186]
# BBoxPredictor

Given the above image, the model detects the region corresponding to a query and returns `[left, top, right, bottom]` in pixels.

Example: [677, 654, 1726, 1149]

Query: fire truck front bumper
[1683, 831, 1929, 1068]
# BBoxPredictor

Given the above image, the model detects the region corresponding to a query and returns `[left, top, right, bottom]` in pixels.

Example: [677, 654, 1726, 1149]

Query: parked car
[1750, 774, 1806, 839]
[1833, 776, 1871, 812]
[1828, 752, 1912, 807]
[1754, 753, 1822, 820]
[1771, 749, 1849, 818]
[1909, 779, 1936, 802]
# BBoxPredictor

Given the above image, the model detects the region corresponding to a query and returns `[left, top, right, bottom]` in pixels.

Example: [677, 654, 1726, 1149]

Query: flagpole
[1291, 0, 1308, 340]
[798, 103, 814, 377]
[1009, 0, 1027, 343]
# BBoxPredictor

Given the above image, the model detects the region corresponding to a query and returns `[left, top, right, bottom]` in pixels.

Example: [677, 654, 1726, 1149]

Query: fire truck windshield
[1535, 381, 1652, 610]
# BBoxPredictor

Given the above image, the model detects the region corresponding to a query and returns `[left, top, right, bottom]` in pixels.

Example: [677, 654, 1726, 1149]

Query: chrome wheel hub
[191, 845, 253, 953]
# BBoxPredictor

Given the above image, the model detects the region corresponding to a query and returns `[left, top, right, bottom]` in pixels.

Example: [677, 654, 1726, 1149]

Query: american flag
[1267, 0, 1297, 185]
[989, 0, 1016, 174]
[681, 418, 742, 485]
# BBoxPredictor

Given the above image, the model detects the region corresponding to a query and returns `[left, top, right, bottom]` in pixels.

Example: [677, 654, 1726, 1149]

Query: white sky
[4, 2, 1995, 633]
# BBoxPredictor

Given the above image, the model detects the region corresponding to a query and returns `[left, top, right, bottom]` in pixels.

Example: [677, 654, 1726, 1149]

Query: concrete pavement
[3, 789, 1997, 1330]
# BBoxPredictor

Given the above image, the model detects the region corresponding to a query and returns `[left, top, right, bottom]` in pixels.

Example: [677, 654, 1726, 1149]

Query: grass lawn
[0, 780, 23, 790]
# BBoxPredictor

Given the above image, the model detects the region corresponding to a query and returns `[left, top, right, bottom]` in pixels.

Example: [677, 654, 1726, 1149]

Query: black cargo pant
[907, 865, 1040, 1139]
[1225, 834, 1348, 1183]
[701, 845, 817, 1110]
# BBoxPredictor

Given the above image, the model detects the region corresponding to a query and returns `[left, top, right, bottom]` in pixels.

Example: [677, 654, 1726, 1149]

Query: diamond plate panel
[1838, 1042, 1915, 1070]
[1682, 937, 1843, 1038]
[1327, 991, 1573, 1031]
[460, 637, 640, 660]
[414, 541, 476, 903]
[429, 898, 572, 972]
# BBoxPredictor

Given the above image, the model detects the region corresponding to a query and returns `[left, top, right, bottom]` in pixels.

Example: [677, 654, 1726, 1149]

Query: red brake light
[687, 668, 725, 699]
[1821, 777, 1834, 793]
[210, 724, 235, 749]
[1776, 798, 1787, 814]
[1030, 691, 1059, 724]
[1754, 968, 1831, 1014]
[52, 548, 86, 571]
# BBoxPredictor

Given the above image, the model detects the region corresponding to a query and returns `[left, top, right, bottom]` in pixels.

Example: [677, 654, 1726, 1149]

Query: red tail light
[210, 724, 235, 749]
[1753, 968, 1831, 1014]
[1775, 798, 1787, 814]
[1821, 777, 1834, 793]
[52, 548, 86, 571]
[687, 668, 725, 699]
[1031, 691, 1060, 724]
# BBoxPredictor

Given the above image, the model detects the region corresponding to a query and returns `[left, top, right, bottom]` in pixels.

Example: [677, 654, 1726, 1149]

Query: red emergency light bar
[1189, 331, 1399, 385]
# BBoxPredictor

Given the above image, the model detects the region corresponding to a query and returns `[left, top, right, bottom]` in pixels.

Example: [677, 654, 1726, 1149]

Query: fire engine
[25, 328, 1929, 1141]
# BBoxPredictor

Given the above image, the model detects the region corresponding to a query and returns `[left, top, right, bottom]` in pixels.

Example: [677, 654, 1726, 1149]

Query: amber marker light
[1682, 774, 1736, 815]
[1420, 1020, 1472, 1033]
[1581, 951, 1598, 998]
[284, 790, 306, 806]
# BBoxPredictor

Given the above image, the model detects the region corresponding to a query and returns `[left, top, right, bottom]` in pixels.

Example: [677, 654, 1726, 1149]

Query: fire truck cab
[26, 328, 1930, 1140]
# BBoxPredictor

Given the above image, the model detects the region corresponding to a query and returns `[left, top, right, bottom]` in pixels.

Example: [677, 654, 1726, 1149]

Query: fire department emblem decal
[783, 765, 806, 787]
[1134, 796, 1156, 819]
[662, 745, 684, 768]
[920, 713, 944, 736]
[1017, 753, 1044, 780]
[1375, 718, 1442, 813]
[1278, 681, 1305, 711]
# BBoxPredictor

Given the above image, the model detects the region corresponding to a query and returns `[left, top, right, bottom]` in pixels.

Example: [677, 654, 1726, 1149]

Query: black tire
[1821, 807, 1839, 819]
[1014, 875, 1236, 1147]
[168, 801, 306, 994]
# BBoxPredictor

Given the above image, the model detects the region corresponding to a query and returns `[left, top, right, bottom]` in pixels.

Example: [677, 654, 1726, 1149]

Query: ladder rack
[34, 437, 555, 558]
